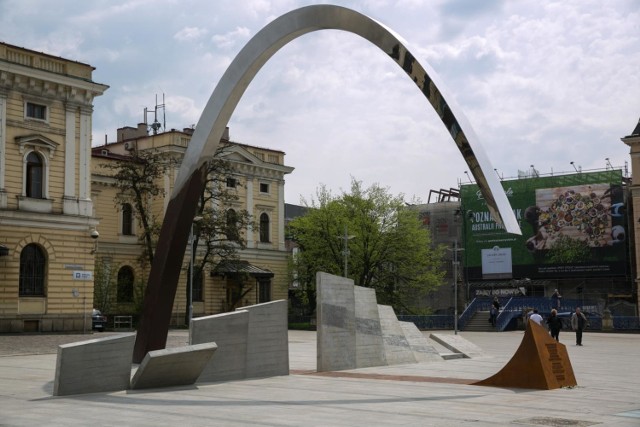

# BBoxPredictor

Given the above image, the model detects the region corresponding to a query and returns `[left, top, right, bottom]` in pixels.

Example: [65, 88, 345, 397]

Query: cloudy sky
[1, 0, 639, 204]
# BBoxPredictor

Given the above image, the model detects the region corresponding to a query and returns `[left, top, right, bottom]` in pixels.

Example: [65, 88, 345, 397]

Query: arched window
[19, 244, 46, 296]
[226, 209, 239, 240]
[259, 213, 270, 243]
[117, 266, 134, 303]
[26, 152, 44, 199]
[122, 203, 134, 236]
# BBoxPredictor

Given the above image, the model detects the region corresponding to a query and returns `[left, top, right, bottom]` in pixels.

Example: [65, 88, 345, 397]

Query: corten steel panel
[134, 4, 520, 362]
[474, 319, 577, 390]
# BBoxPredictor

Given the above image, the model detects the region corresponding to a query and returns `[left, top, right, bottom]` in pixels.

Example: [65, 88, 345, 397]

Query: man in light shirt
[529, 309, 543, 325]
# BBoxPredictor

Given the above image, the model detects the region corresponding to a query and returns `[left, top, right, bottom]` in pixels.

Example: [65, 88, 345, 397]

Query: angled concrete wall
[130, 343, 217, 390]
[243, 300, 289, 378]
[399, 321, 443, 362]
[317, 272, 357, 371]
[53, 333, 135, 396]
[191, 310, 249, 382]
[354, 286, 386, 368]
[190, 300, 288, 382]
[378, 304, 417, 365]
[317, 272, 442, 372]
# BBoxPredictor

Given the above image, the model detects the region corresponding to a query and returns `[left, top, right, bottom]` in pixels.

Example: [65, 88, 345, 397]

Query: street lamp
[339, 225, 355, 278]
[448, 240, 465, 335]
[188, 216, 203, 326]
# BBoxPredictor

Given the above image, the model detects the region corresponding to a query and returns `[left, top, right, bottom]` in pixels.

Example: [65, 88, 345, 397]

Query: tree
[186, 145, 253, 319]
[288, 179, 444, 314]
[93, 257, 117, 314]
[101, 148, 171, 267]
[103, 143, 252, 322]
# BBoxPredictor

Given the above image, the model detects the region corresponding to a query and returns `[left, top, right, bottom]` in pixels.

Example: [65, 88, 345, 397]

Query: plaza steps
[463, 310, 497, 332]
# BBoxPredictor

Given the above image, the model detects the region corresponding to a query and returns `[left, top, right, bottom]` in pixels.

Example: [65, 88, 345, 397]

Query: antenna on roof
[144, 93, 166, 135]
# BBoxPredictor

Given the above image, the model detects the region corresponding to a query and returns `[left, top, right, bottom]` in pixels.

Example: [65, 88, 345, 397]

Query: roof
[211, 260, 274, 278]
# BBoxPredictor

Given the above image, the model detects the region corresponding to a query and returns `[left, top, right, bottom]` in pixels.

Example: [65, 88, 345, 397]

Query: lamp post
[340, 225, 355, 278]
[449, 240, 464, 335]
[188, 216, 203, 326]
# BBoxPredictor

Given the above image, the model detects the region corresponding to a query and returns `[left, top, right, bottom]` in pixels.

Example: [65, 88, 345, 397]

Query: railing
[113, 315, 133, 330]
[612, 316, 640, 330]
[397, 315, 454, 330]
[457, 297, 488, 330]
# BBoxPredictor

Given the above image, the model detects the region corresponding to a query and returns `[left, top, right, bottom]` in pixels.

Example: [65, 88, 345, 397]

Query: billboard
[460, 170, 627, 280]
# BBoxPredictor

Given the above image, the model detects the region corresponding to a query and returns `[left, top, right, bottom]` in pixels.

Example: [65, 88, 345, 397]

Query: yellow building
[0, 42, 108, 332]
[91, 124, 294, 325]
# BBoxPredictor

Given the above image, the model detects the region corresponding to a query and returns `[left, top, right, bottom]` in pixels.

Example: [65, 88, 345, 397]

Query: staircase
[463, 310, 496, 332]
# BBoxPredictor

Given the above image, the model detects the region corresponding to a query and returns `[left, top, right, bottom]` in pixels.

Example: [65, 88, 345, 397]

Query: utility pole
[340, 225, 355, 278]
[449, 240, 464, 335]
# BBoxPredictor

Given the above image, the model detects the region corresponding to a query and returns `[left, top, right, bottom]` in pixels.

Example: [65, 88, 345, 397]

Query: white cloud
[174, 26, 208, 42]
[3, 0, 639, 203]
[211, 26, 251, 49]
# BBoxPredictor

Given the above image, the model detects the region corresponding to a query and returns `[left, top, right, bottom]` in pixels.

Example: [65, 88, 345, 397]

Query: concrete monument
[317, 272, 442, 371]
[133, 4, 520, 362]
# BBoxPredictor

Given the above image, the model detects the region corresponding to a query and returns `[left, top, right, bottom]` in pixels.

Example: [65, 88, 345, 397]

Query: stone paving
[0, 329, 638, 426]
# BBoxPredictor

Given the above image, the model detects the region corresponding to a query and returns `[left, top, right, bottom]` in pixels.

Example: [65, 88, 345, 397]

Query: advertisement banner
[460, 170, 627, 280]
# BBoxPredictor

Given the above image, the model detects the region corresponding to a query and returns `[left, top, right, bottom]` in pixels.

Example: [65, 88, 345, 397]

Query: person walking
[529, 309, 543, 325]
[546, 309, 562, 341]
[571, 307, 589, 346]
[551, 289, 562, 310]
[490, 297, 501, 327]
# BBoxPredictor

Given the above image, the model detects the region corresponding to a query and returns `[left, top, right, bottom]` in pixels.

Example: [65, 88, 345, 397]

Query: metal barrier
[113, 315, 133, 330]
[397, 315, 454, 330]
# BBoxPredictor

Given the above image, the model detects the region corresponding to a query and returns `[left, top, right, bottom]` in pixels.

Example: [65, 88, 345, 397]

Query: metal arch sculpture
[133, 4, 521, 362]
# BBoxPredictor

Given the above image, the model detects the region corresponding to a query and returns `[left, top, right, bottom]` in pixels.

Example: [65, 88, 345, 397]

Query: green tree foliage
[288, 179, 444, 314]
[187, 145, 253, 317]
[93, 257, 117, 314]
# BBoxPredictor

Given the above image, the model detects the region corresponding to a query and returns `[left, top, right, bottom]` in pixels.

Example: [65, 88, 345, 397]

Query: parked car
[92, 309, 107, 331]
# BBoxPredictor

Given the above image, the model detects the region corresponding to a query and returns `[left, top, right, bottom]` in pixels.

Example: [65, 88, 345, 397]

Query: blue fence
[397, 315, 454, 330]
[399, 297, 639, 331]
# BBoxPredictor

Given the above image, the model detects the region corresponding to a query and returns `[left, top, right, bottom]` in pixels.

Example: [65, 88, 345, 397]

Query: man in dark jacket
[546, 309, 562, 342]
[571, 307, 589, 346]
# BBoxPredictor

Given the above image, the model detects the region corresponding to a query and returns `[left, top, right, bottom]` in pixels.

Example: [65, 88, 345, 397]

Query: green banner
[460, 170, 627, 279]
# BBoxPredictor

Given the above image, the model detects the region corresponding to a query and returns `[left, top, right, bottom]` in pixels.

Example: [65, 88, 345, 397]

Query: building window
[19, 244, 46, 296]
[226, 177, 237, 188]
[260, 183, 269, 193]
[226, 209, 239, 240]
[122, 203, 134, 235]
[26, 152, 44, 198]
[192, 266, 203, 302]
[117, 266, 134, 303]
[26, 102, 47, 120]
[259, 213, 270, 243]
[258, 279, 271, 303]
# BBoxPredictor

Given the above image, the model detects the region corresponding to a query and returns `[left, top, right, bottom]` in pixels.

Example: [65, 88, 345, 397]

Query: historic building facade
[0, 42, 108, 332]
[91, 124, 294, 324]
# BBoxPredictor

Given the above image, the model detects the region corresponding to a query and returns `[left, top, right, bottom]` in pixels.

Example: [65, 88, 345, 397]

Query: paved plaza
[0, 329, 638, 426]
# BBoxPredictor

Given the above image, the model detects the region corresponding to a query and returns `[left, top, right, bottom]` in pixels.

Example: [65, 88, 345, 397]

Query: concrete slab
[242, 300, 289, 378]
[399, 321, 443, 362]
[190, 310, 249, 382]
[353, 286, 386, 368]
[377, 305, 416, 365]
[53, 332, 135, 396]
[316, 272, 357, 371]
[130, 343, 217, 390]
[429, 332, 487, 358]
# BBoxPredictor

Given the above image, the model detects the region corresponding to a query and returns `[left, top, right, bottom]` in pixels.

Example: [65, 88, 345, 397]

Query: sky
[1, 0, 639, 204]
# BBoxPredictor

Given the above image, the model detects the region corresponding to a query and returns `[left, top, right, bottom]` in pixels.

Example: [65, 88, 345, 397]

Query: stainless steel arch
[133, 4, 520, 361]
